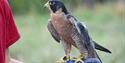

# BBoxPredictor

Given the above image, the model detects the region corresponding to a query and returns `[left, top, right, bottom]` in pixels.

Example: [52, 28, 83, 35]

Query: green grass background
[9, 3, 125, 63]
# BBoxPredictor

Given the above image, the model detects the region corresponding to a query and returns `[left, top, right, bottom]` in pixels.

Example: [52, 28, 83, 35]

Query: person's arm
[10, 58, 23, 63]
[6, 49, 23, 63]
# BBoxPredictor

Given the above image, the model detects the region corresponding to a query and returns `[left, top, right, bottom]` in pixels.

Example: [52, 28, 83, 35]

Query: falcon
[44, 0, 111, 62]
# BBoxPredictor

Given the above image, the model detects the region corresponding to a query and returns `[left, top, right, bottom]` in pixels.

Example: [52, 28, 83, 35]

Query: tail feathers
[93, 41, 112, 53]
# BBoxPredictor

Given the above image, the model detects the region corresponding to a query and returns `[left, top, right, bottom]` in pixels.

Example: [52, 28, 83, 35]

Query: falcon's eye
[49, 2, 52, 5]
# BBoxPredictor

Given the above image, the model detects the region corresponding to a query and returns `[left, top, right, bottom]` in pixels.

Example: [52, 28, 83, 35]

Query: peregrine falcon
[44, 0, 111, 62]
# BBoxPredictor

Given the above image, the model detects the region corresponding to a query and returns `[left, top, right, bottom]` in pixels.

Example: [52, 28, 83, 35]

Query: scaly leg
[61, 41, 72, 61]
[78, 50, 88, 60]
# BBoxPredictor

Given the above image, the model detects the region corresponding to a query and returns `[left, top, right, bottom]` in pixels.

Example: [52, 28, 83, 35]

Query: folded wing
[47, 21, 61, 43]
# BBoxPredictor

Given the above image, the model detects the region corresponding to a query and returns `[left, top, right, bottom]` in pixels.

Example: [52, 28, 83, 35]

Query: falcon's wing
[67, 15, 102, 62]
[75, 21, 91, 45]
[67, 15, 111, 53]
[47, 21, 61, 43]
[67, 15, 92, 47]
[76, 21, 111, 53]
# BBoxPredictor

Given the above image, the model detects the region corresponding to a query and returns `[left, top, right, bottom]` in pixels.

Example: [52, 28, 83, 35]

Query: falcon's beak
[44, 1, 53, 13]
[44, 1, 50, 8]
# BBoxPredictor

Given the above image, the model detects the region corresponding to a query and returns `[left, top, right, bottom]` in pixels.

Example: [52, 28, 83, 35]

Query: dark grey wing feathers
[75, 20, 102, 62]
[67, 15, 91, 45]
[76, 22, 91, 45]
[76, 21, 111, 53]
[67, 15, 111, 53]
[47, 21, 61, 43]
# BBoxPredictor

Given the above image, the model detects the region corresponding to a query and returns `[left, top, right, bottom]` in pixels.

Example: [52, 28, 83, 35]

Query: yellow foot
[70, 56, 77, 60]
[75, 59, 84, 63]
[75, 54, 84, 63]
[78, 54, 83, 59]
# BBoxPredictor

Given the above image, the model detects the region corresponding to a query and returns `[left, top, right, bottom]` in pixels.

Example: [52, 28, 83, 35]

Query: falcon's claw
[75, 54, 84, 63]
[62, 55, 70, 61]
[57, 56, 84, 63]
[62, 56, 67, 61]
[56, 56, 68, 63]
[78, 54, 83, 60]
[75, 59, 84, 63]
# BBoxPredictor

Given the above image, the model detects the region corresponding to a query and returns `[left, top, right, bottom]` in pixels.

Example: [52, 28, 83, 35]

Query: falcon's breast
[50, 13, 76, 46]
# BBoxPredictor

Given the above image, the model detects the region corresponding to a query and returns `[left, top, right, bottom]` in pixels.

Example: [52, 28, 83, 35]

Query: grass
[9, 5, 124, 63]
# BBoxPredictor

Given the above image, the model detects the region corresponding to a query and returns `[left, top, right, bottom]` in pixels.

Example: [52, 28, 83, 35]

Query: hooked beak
[44, 1, 53, 13]
[44, 1, 50, 8]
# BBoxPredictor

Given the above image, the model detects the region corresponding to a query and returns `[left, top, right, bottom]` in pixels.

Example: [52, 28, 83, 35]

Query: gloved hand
[65, 60, 75, 63]
[84, 58, 101, 63]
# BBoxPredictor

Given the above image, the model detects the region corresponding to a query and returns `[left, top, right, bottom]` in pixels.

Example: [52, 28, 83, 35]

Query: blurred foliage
[8, 0, 120, 14]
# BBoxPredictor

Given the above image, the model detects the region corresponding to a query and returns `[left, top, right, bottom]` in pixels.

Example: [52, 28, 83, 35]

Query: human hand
[10, 58, 23, 63]
[84, 58, 101, 63]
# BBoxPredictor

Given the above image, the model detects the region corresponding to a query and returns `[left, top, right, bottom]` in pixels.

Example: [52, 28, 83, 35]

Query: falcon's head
[44, 0, 69, 14]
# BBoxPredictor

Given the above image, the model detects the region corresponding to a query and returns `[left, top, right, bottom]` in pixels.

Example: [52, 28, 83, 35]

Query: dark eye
[49, 2, 55, 5]
[49, 2, 52, 5]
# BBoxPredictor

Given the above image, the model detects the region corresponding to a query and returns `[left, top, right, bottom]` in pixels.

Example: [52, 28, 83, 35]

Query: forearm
[6, 49, 23, 63]
[6, 49, 10, 63]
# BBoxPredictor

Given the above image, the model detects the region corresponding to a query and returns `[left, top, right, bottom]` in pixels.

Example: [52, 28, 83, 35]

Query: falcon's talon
[62, 56, 67, 61]
[70, 56, 76, 60]
[78, 54, 83, 59]
[75, 58, 84, 63]
[62, 55, 70, 61]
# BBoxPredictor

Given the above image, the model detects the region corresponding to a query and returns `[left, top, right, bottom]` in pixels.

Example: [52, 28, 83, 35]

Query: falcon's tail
[93, 41, 111, 53]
